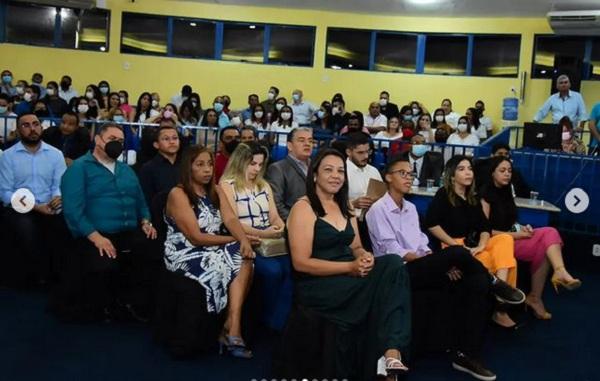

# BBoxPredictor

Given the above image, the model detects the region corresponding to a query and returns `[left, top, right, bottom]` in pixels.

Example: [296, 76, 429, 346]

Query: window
[374, 33, 417, 73]
[589, 38, 600, 80]
[6, 2, 56, 47]
[172, 19, 215, 58]
[326, 28, 371, 70]
[61, 8, 110, 51]
[121, 13, 168, 56]
[424, 35, 468, 75]
[532, 36, 586, 78]
[472, 35, 520, 78]
[269, 26, 314, 66]
[222, 23, 264, 63]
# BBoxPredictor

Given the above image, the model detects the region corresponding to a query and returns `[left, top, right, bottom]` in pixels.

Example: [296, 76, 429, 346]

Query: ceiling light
[331, 65, 342, 70]
[540, 70, 547, 74]
[348, 64, 353, 68]
[249, 25, 256, 29]
[407, 0, 441, 4]
[190, 22, 197, 27]
[99, 46, 106, 52]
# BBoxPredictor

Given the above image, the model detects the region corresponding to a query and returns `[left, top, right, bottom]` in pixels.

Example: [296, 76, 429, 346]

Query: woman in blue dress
[163, 145, 257, 358]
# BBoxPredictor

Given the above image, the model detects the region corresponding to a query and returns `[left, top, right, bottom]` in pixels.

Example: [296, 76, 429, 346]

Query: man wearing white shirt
[533, 74, 587, 129]
[475, 100, 493, 135]
[170, 85, 192, 108]
[346, 132, 383, 216]
[364, 101, 388, 134]
[58, 75, 78, 103]
[0, 94, 17, 146]
[289, 89, 316, 126]
[441, 98, 461, 129]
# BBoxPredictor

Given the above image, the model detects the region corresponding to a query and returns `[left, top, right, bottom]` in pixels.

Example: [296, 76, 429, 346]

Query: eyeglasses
[389, 169, 414, 179]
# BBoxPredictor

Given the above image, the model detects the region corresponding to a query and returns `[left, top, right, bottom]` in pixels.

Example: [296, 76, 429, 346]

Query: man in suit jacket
[265, 127, 313, 220]
[403, 134, 444, 187]
[42, 112, 90, 166]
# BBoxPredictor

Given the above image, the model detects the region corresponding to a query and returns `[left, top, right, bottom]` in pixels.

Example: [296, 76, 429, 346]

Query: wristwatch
[141, 219, 152, 227]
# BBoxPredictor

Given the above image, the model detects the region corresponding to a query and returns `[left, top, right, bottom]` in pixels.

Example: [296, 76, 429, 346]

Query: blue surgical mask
[213, 102, 223, 113]
[0, 106, 7, 114]
[2, 75, 12, 84]
[317, 110, 325, 119]
[292, 93, 300, 102]
[113, 115, 125, 123]
[411, 144, 429, 157]
[403, 115, 413, 121]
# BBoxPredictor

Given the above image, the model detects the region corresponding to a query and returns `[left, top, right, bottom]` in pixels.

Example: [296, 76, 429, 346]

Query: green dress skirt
[293, 217, 412, 380]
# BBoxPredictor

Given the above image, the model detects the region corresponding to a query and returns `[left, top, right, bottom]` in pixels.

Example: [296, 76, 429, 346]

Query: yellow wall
[2, 0, 600, 129]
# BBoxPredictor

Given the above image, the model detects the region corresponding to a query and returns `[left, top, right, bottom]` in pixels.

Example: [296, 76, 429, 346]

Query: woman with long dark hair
[162, 145, 256, 358]
[284, 148, 411, 380]
[480, 156, 580, 320]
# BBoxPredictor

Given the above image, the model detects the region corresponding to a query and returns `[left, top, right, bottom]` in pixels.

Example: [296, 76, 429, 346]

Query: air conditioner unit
[12, 0, 96, 9]
[548, 10, 600, 36]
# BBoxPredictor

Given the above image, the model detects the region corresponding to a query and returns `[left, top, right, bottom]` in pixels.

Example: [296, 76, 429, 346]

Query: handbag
[256, 237, 288, 257]
[464, 230, 481, 248]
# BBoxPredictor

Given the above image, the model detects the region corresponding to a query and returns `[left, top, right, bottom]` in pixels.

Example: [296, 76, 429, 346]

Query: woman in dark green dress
[286, 148, 411, 380]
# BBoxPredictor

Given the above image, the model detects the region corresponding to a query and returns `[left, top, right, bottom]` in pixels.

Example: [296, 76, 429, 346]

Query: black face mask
[224, 140, 239, 154]
[35, 109, 49, 118]
[104, 140, 123, 159]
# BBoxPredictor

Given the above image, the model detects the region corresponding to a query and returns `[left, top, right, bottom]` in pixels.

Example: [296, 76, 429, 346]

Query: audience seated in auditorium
[14, 84, 40, 115]
[379, 90, 400, 120]
[132, 92, 159, 124]
[60, 123, 158, 322]
[139, 124, 182, 209]
[269, 105, 298, 160]
[364, 101, 388, 134]
[241, 93, 259, 122]
[312, 101, 334, 136]
[260, 86, 279, 116]
[403, 134, 443, 187]
[265, 127, 312, 220]
[244, 104, 269, 130]
[446, 116, 480, 158]
[559, 116, 586, 155]
[374, 116, 403, 149]
[426, 155, 524, 328]
[367, 155, 525, 381]
[162, 145, 256, 358]
[466, 107, 488, 141]
[212, 96, 230, 128]
[1, 69, 17, 97]
[240, 126, 258, 143]
[588, 98, 600, 155]
[220, 142, 291, 331]
[330, 98, 352, 133]
[31, 73, 47, 99]
[284, 148, 411, 380]
[214, 126, 240, 184]
[480, 156, 581, 320]
[58, 75, 78, 103]
[441, 98, 460, 129]
[170, 84, 192, 108]
[43, 81, 69, 118]
[0, 113, 68, 287]
[338, 113, 370, 136]
[289, 89, 316, 126]
[118, 90, 134, 120]
[42, 112, 91, 165]
[0, 94, 17, 146]
[409, 100, 427, 124]
[474, 143, 531, 198]
[475, 100, 493, 136]
[415, 113, 435, 143]
[346, 132, 382, 216]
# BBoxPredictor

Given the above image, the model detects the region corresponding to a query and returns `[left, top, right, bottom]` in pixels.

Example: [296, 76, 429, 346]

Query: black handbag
[464, 230, 480, 248]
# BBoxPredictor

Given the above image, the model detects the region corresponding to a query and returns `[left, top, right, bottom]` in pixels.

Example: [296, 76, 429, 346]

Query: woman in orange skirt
[426, 155, 524, 328]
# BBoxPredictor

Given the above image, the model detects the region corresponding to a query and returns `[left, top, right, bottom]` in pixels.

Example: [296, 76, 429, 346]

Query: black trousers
[2, 207, 70, 287]
[54, 229, 162, 320]
[406, 246, 491, 357]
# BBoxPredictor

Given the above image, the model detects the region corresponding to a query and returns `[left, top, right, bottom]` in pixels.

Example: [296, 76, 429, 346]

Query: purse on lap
[256, 237, 288, 257]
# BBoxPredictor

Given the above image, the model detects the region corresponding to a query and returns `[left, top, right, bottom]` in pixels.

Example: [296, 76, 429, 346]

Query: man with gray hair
[533, 74, 587, 128]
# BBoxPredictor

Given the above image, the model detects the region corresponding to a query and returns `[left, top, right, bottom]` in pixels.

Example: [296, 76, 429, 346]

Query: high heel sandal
[525, 302, 552, 320]
[218, 334, 253, 359]
[551, 267, 582, 293]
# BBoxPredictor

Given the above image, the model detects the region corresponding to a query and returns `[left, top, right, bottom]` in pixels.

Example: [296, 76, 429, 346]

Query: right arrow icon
[565, 188, 589, 214]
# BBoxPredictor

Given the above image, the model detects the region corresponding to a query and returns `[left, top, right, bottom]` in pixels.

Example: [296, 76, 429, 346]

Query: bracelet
[141, 220, 152, 227]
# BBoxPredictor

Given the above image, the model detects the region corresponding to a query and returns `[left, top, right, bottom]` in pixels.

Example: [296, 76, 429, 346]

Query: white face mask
[292, 93, 301, 102]
[23, 92, 32, 102]
[78, 104, 89, 113]
[457, 123, 468, 133]
[16, 86, 24, 95]
[412, 108, 420, 115]
[254, 111, 264, 119]
[230, 116, 242, 127]
[151, 99, 159, 108]
[46, 88, 55, 96]
[280, 112, 292, 121]
[86, 91, 94, 99]
[379, 98, 388, 106]
[275, 103, 284, 111]
[99, 86, 109, 94]
[435, 115, 444, 122]
[267, 92, 275, 100]
[562, 131, 571, 141]
[332, 107, 340, 115]
[119, 97, 126, 104]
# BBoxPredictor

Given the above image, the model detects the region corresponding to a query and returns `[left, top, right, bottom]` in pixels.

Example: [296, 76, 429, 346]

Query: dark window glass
[61, 8, 110, 51]
[121, 13, 168, 55]
[424, 35, 468, 75]
[6, 2, 56, 47]
[532, 36, 586, 78]
[374, 33, 417, 73]
[172, 19, 215, 58]
[269, 26, 314, 67]
[472, 35, 520, 78]
[589, 38, 600, 80]
[326, 28, 371, 70]
[222, 23, 264, 63]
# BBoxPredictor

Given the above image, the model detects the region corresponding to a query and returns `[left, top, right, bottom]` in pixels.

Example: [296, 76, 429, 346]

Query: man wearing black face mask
[0, 113, 67, 287]
[59, 123, 159, 322]
[214, 126, 240, 184]
[58, 75, 78, 103]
